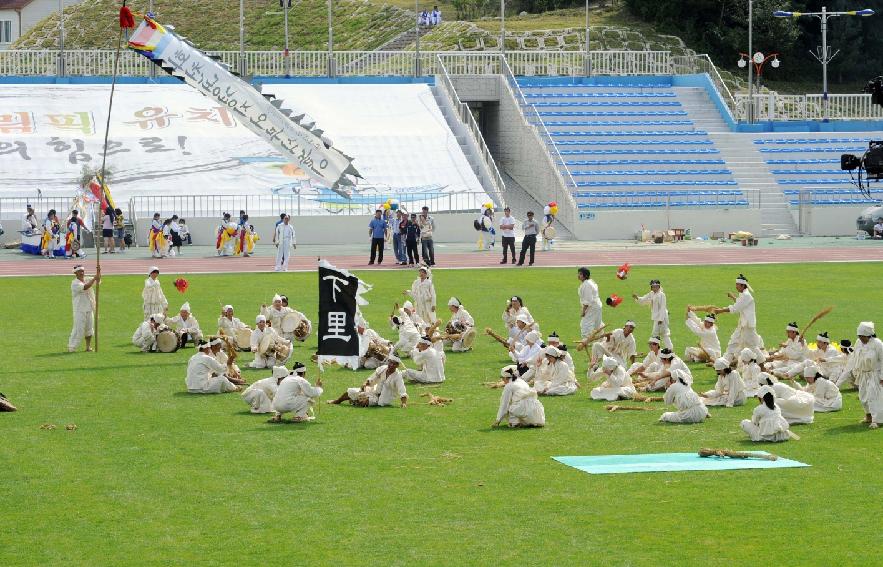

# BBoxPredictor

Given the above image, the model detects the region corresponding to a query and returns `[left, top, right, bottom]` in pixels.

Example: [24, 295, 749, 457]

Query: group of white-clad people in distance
[66, 262, 883, 433]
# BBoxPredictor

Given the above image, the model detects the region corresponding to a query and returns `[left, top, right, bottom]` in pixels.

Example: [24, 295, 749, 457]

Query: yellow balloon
[550, 206, 559, 216]
[383, 203, 391, 210]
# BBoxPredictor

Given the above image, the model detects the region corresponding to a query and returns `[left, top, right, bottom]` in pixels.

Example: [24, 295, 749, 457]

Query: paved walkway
[3, 237, 882, 277]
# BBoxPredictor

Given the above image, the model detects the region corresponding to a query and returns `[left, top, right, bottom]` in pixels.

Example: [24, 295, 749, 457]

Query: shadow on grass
[823, 422, 874, 436]
[251, 420, 325, 431]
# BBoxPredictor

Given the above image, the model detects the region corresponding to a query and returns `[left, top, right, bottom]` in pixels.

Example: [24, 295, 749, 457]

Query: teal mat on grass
[553, 453, 810, 475]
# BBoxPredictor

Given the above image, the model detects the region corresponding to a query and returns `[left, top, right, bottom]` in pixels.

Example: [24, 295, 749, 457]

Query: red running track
[2, 246, 882, 277]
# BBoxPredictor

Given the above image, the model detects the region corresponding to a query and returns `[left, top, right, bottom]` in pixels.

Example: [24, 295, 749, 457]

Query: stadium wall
[571, 208, 761, 240]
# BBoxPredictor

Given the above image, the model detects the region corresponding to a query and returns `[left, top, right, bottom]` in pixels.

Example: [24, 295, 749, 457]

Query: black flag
[318, 263, 359, 362]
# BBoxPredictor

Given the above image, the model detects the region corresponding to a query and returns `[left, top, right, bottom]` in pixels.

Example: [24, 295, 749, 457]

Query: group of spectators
[418, 6, 442, 26]
[368, 206, 436, 266]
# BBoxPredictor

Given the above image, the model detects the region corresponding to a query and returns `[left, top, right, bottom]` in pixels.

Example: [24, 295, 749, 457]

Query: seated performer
[771, 380, 815, 425]
[250, 315, 291, 369]
[627, 336, 663, 378]
[391, 309, 421, 357]
[210, 337, 242, 382]
[792, 332, 847, 384]
[218, 305, 250, 348]
[589, 356, 636, 401]
[590, 320, 637, 370]
[402, 300, 427, 334]
[445, 297, 475, 352]
[507, 314, 532, 348]
[509, 331, 542, 371]
[765, 322, 809, 375]
[132, 314, 164, 352]
[260, 295, 293, 340]
[328, 356, 408, 408]
[356, 315, 394, 370]
[535, 346, 577, 396]
[684, 308, 721, 362]
[280, 295, 312, 342]
[502, 296, 537, 342]
[659, 369, 708, 424]
[545, 332, 574, 373]
[703, 358, 747, 407]
[792, 365, 842, 413]
[186, 341, 240, 394]
[741, 385, 794, 442]
[168, 302, 202, 347]
[270, 362, 324, 423]
[493, 365, 546, 428]
[641, 349, 692, 392]
[242, 365, 286, 414]
[405, 337, 446, 384]
[739, 347, 775, 397]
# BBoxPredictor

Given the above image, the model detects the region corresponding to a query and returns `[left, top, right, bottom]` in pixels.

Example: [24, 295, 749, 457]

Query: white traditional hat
[180, 302, 191, 312]
[402, 300, 414, 310]
[223, 305, 234, 312]
[255, 315, 267, 324]
[198, 341, 212, 351]
[501, 365, 519, 379]
[386, 354, 402, 364]
[72, 265, 85, 273]
[703, 314, 717, 324]
[785, 322, 799, 333]
[209, 337, 223, 347]
[713, 357, 731, 371]
[515, 313, 531, 324]
[624, 320, 637, 328]
[816, 332, 830, 343]
[547, 332, 560, 343]
[857, 321, 875, 337]
[648, 336, 661, 345]
[739, 348, 755, 363]
[803, 365, 819, 378]
[670, 368, 688, 383]
[272, 294, 282, 303]
[447, 297, 461, 307]
[150, 314, 165, 324]
[659, 349, 674, 360]
[602, 356, 619, 370]
[757, 385, 775, 399]
[418, 336, 433, 346]
[272, 366, 290, 379]
[292, 362, 307, 375]
[148, 266, 159, 275]
[525, 331, 539, 344]
[544, 346, 561, 358]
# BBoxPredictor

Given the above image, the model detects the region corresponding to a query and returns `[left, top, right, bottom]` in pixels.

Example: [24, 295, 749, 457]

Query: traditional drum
[234, 328, 253, 351]
[281, 312, 300, 334]
[542, 225, 556, 240]
[156, 329, 181, 353]
[461, 327, 477, 349]
[293, 319, 311, 341]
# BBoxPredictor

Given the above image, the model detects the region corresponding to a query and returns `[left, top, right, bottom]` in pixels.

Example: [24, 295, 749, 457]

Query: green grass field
[1, 262, 881, 566]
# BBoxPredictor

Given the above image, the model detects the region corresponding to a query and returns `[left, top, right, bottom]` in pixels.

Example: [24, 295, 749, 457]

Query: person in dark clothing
[517, 211, 540, 266]
[404, 213, 421, 265]
[368, 209, 387, 265]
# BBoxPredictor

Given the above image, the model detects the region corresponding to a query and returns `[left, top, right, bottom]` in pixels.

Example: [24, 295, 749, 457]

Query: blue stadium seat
[531, 101, 682, 107]
[558, 149, 721, 155]
[753, 137, 870, 145]
[539, 111, 689, 118]
[576, 180, 738, 187]
[552, 139, 713, 145]
[563, 159, 726, 166]
[759, 147, 867, 153]
[570, 169, 732, 176]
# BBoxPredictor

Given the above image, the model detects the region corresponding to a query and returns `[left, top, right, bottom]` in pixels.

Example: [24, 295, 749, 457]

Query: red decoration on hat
[173, 278, 189, 294]
[119, 4, 135, 29]
[606, 294, 623, 307]
[616, 263, 631, 280]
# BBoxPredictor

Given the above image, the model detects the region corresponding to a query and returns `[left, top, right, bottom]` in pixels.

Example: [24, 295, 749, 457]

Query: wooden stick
[698, 447, 778, 461]
[688, 304, 720, 313]
[484, 327, 509, 348]
[799, 306, 833, 339]
[576, 324, 607, 352]
[605, 404, 655, 412]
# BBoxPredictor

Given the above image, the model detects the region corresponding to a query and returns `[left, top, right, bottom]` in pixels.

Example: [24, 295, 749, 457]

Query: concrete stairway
[381, 26, 432, 51]
[674, 87, 798, 236]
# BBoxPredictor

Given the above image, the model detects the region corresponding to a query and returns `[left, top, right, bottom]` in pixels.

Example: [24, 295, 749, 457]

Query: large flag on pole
[317, 259, 371, 370]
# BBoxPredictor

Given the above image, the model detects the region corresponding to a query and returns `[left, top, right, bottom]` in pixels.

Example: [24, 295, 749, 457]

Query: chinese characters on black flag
[317, 261, 359, 368]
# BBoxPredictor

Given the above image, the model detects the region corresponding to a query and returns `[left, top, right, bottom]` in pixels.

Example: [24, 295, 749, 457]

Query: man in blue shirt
[368, 209, 388, 265]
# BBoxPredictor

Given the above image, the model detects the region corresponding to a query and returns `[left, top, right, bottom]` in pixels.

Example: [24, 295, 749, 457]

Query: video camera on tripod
[841, 141, 883, 196]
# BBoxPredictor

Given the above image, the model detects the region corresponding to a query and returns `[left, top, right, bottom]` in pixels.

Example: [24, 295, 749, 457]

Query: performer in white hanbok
[843, 322, 883, 429]
[792, 332, 847, 384]
[168, 303, 202, 347]
[659, 369, 708, 424]
[502, 296, 537, 341]
[217, 305, 250, 347]
[273, 215, 297, 272]
[261, 295, 294, 340]
[507, 314, 532, 348]
[702, 358, 746, 407]
[741, 385, 793, 442]
[493, 365, 545, 428]
[329, 357, 408, 408]
[242, 366, 286, 414]
[771, 381, 815, 425]
[739, 347, 775, 397]
[684, 309, 721, 362]
[535, 347, 577, 396]
[509, 331, 542, 369]
[713, 274, 764, 361]
[141, 267, 168, 321]
[633, 279, 672, 349]
[642, 349, 693, 392]
[249, 315, 290, 369]
[445, 298, 475, 352]
[589, 356, 636, 401]
[404, 266, 438, 325]
[186, 342, 240, 394]
[391, 309, 421, 357]
[578, 267, 603, 338]
[765, 322, 809, 376]
[68, 265, 99, 352]
[270, 363, 324, 422]
[590, 321, 637, 369]
[354, 315, 393, 370]
[405, 337, 446, 384]
[545, 333, 574, 373]
[279, 295, 312, 342]
[628, 337, 662, 378]
[834, 340, 857, 389]
[132, 314, 164, 352]
[793, 365, 842, 413]
[402, 300, 427, 334]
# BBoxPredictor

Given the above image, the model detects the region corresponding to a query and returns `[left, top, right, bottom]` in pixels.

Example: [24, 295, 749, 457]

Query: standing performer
[578, 267, 603, 338]
[270, 363, 324, 423]
[404, 265, 437, 325]
[702, 358, 747, 407]
[835, 340, 857, 389]
[42, 209, 62, 259]
[844, 322, 883, 429]
[142, 267, 168, 321]
[444, 298, 475, 352]
[541, 205, 556, 251]
[402, 300, 427, 334]
[589, 356, 636, 401]
[684, 308, 721, 362]
[274, 214, 296, 272]
[185, 341, 240, 394]
[328, 357, 409, 408]
[633, 279, 672, 349]
[590, 321, 637, 370]
[713, 274, 765, 362]
[68, 265, 99, 353]
[65, 210, 86, 259]
[168, 303, 203, 346]
[406, 337, 446, 384]
[148, 212, 164, 258]
[659, 369, 708, 424]
[493, 365, 546, 428]
[216, 213, 237, 257]
[242, 366, 286, 414]
[740, 385, 794, 442]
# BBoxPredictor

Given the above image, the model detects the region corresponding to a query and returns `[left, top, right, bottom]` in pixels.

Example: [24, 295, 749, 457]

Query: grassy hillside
[14, 0, 414, 51]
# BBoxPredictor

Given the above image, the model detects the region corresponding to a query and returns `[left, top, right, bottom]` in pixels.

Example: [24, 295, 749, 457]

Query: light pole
[57, 0, 65, 77]
[747, 0, 753, 123]
[327, 0, 334, 77]
[239, 0, 246, 78]
[584, 0, 591, 76]
[738, 51, 780, 100]
[500, 0, 505, 54]
[414, 0, 420, 76]
[283, 0, 291, 78]
[774, 7, 875, 120]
